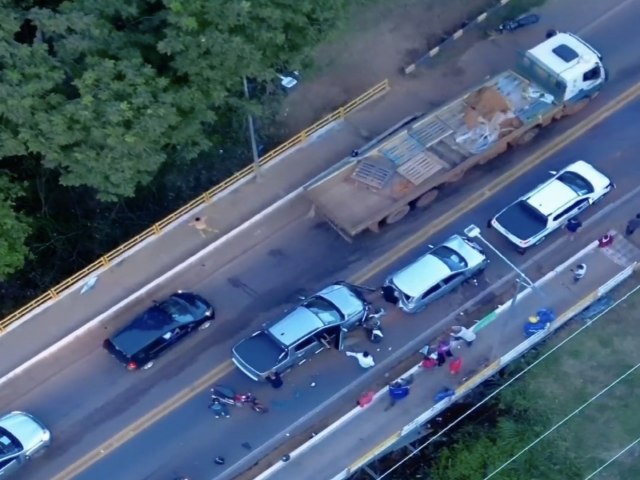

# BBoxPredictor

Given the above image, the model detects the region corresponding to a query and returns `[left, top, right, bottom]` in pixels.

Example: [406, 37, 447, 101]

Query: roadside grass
[499, 282, 640, 478]
[274, 0, 498, 134]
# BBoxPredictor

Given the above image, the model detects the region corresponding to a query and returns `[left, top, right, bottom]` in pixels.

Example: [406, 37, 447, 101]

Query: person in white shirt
[571, 263, 587, 283]
[450, 325, 477, 347]
[346, 351, 375, 369]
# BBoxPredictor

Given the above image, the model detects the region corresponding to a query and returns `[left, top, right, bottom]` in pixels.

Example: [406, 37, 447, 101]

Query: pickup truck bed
[232, 332, 285, 377]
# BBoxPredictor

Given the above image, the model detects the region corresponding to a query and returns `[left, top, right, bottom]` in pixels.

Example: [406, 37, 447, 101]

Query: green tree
[428, 386, 583, 480]
[0, 176, 31, 279]
[16, 0, 352, 199]
[0, 0, 354, 293]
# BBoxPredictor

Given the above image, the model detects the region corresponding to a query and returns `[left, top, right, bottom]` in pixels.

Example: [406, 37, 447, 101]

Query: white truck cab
[520, 32, 605, 103]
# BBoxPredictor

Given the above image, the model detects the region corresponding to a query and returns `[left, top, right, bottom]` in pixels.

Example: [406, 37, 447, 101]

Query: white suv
[490, 160, 614, 253]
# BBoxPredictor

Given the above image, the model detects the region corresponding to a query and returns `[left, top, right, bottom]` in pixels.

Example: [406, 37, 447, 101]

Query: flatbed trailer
[304, 32, 606, 239]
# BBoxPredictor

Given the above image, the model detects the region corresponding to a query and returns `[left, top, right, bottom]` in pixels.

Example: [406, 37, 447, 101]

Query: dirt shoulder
[276, 0, 496, 133]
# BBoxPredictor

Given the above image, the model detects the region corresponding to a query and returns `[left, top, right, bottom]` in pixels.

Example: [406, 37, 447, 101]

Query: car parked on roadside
[232, 283, 370, 381]
[490, 160, 614, 253]
[382, 234, 488, 313]
[0, 411, 50, 476]
[103, 291, 214, 370]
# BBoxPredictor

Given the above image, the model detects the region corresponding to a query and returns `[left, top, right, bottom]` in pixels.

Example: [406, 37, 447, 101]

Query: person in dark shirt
[566, 217, 582, 241]
[625, 214, 640, 236]
[266, 371, 283, 389]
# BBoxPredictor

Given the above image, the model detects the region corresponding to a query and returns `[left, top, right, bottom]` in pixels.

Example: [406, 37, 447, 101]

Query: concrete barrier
[254, 246, 637, 480]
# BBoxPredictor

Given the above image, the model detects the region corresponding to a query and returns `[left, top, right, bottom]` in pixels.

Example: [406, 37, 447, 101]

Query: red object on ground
[422, 357, 437, 369]
[449, 357, 463, 375]
[598, 233, 614, 248]
[358, 390, 375, 408]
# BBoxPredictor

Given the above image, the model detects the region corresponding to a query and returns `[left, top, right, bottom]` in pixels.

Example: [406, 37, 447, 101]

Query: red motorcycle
[209, 385, 268, 413]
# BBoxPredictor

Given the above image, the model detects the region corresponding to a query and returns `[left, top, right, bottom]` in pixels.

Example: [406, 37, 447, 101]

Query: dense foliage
[368, 370, 583, 480]
[0, 0, 351, 310]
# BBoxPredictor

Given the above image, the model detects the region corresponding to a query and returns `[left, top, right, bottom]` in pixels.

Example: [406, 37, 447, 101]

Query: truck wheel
[385, 205, 411, 225]
[564, 98, 589, 116]
[512, 127, 540, 146]
[413, 189, 439, 208]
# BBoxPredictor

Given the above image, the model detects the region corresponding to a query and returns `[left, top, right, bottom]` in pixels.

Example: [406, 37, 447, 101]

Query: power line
[376, 283, 640, 480]
[484, 360, 640, 479]
[582, 435, 640, 480]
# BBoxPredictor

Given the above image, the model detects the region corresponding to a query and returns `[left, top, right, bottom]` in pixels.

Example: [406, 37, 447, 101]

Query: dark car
[103, 291, 214, 370]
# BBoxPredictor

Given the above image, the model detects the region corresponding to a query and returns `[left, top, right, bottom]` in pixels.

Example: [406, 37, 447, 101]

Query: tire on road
[368, 220, 382, 233]
[385, 205, 411, 225]
[413, 189, 440, 209]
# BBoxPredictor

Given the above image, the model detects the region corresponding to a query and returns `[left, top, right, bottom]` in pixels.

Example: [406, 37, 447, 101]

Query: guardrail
[334, 263, 638, 479]
[403, 0, 511, 74]
[0, 79, 391, 333]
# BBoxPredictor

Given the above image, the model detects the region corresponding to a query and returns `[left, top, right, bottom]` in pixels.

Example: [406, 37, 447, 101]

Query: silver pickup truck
[232, 283, 370, 381]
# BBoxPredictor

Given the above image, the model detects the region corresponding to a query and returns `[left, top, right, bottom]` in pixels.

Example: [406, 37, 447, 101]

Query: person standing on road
[450, 325, 477, 347]
[436, 339, 453, 366]
[265, 371, 283, 389]
[188, 216, 218, 237]
[571, 263, 587, 283]
[346, 350, 375, 369]
[566, 217, 583, 241]
[387, 376, 413, 408]
[625, 214, 640, 236]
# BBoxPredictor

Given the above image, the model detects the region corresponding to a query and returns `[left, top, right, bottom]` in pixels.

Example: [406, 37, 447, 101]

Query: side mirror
[297, 295, 306, 300]
[549, 170, 557, 175]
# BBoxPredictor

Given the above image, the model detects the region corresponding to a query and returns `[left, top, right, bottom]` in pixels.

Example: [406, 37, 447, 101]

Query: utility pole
[242, 76, 261, 181]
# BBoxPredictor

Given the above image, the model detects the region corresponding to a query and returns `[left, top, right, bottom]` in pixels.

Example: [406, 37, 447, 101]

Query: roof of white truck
[526, 33, 601, 83]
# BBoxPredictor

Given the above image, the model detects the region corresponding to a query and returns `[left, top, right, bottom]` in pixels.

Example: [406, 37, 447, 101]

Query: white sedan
[490, 160, 614, 252]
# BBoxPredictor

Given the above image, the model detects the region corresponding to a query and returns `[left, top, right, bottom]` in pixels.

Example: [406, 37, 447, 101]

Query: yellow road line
[349, 431, 401, 471]
[52, 361, 234, 480]
[55, 81, 640, 480]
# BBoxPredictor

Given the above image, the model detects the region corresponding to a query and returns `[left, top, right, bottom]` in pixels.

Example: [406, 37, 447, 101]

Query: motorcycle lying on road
[489, 13, 540, 36]
[209, 385, 269, 414]
[208, 398, 231, 418]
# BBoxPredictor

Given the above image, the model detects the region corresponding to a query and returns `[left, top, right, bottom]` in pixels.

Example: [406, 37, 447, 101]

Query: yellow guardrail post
[0, 80, 392, 331]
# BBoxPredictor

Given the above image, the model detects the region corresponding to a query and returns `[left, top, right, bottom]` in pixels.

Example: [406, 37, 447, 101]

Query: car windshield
[160, 297, 195, 323]
[303, 297, 344, 325]
[0, 428, 20, 456]
[430, 246, 468, 272]
[557, 172, 593, 196]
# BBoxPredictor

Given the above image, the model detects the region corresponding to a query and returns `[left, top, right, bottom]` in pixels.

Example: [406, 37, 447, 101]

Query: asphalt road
[7, 2, 640, 479]
[70, 93, 640, 480]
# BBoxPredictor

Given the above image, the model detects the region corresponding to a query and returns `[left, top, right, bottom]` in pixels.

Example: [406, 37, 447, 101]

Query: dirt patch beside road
[278, 0, 496, 133]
